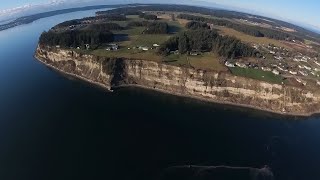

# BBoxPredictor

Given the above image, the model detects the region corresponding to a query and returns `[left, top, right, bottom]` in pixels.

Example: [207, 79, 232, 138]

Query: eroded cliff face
[35, 46, 320, 116]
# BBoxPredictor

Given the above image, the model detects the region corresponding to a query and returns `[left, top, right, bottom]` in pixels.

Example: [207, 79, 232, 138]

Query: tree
[159, 29, 258, 58]
[178, 32, 188, 54]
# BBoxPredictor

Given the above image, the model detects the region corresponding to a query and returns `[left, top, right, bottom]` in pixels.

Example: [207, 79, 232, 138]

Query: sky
[0, 0, 319, 29]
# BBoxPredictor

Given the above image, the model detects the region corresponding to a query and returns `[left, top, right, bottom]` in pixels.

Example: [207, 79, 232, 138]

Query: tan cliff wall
[35, 46, 320, 116]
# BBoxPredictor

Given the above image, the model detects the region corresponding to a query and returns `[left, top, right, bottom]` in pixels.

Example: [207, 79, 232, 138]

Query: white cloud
[0, 0, 68, 21]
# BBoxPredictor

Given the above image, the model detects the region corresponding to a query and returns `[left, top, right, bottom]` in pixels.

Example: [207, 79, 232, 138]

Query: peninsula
[35, 4, 320, 116]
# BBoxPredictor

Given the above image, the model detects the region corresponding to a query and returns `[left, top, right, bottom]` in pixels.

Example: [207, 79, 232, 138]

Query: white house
[261, 67, 271, 71]
[289, 71, 297, 75]
[85, 44, 90, 50]
[299, 71, 308, 76]
[235, 62, 247, 68]
[274, 56, 283, 60]
[295, 78, 307, 86]
[314, 61, 320, 67]
[139, 46, 149, 51]
[225, 61, 235, 67]
[272, 69, 280, 75]
[304, 65, 312, 70]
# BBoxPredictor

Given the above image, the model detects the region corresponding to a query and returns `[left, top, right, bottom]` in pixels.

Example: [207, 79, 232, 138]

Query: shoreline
[34, 55, 318, 117]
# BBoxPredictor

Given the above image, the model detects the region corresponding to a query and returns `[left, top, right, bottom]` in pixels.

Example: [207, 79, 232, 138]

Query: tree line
[88, 23, 124, 31]
[159, 29, 259, 59]
[178, 14, 302, 41]
[138, 12, 158, 20]
[39, 29, 114, 48]
[143, 22, 168, 34]
[186, 21, 210, 30]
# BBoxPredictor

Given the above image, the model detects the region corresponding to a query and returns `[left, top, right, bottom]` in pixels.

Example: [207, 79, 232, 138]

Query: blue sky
[203, 0, 320, 28]
[1, 0, 320, 28]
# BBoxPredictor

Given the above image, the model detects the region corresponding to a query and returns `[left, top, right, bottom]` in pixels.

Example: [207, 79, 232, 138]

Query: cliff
[35, 45, 320, 116]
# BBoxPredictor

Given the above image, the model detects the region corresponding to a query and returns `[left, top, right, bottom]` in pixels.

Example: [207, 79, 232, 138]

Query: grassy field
[131, 34, 170, 46]
[91, 48, 163, 62]
[230, 67, 284, 84]
[164, 53, 228, 72]
[216, 26, 292, 50]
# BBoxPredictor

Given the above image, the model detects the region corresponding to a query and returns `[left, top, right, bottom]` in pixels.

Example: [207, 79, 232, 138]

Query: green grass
[164, 54, 190, 66]
[216, 26, 292, 50]
[110, 21, 129, 27]
[164, 53, 228, 72]
[126, 15, 141, 20]
[131, 34, 170, 47]
[91, 48, 163, 62]
[230, 67, 284, 84]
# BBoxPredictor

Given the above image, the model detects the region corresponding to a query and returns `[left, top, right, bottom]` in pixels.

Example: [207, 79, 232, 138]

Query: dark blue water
[0, 9, 320, 180]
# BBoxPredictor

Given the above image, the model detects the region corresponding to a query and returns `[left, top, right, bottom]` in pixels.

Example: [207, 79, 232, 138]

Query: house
[274, 56, 283, 60]
[106, 44, 119, 51]
[296, 78, 307, 86]
[277, 66, 285, 71]
[301, 56, 308, 62]
[314, 61, 320, 67]
[235, 62, 247, 68]
[299, 71, 308, 76]
[272, 69, 280, 75]
[85, 44, 90, 50]
[138, 46, 149, 51]
[304, 65, 312, 71]
[190, 51, 200, 56]
[153, 44, 160, 47]
[225, 61, 235, 67]
[261, 67, 271, 72]
[289, 71, 297, 75]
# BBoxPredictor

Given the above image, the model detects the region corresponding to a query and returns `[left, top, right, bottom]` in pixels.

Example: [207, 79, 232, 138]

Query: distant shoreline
[0, 5, 122, 32]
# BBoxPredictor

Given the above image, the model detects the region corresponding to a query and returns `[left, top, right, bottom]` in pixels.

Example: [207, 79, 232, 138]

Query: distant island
[35, 4, 320, 116]
[0, 5, 123, 31]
